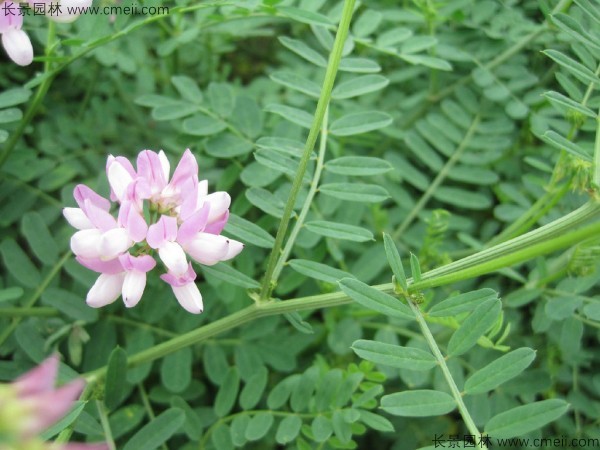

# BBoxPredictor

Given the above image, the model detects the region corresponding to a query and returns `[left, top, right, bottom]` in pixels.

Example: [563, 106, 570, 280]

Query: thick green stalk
[272, 108, 330, 282]
[408, 300, 486, 447]
[258, 0, 357, 302]
[411, 219, 600, 291]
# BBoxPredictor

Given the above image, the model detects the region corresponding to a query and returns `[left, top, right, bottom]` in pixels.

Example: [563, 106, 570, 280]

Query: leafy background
[0, 0, 599, 449]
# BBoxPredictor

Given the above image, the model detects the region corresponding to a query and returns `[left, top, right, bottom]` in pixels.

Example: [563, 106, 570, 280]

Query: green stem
[594, 107, 600, 188]
[408, 299, 486, 447]
[0, 307, 58, 317]
[393, 114, 480, 239]
[258, 0, 357, 302]
[411, 219, 600, 291]
[272, 107, 330, 283]
[0, 251, 70, 347]
[96, 400, 117, 450]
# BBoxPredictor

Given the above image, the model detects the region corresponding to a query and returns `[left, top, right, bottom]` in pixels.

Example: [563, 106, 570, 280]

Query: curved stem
[408, 299, 486, 447]
[258, 0, 357, 302]
[272, 107, 329, 283]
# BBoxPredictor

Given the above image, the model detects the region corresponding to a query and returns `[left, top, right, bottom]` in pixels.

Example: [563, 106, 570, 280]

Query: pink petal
[70, 229, 102, 259]
[204, 210, 229, 235]
[0, 2, 24, 32]
[107, 159, 134, 203]
[122, 270, 147, 308]
[166, 149, 198, 195]
[25, 379, 86, 436]
[14, 355, 59, 397]
[98, 228, 132, 260]
[160, 263, 196, 287]
[63, 207, 93, 230]
[1, 28, 33, 66]
[76, 256, 124, 274]
[137, 150, 168, 194]
[172, 282, 203, 314]
[183, 232, 229, 266]
[204, 192, 231, 223]
[84, 199, 117, 232]
[86, 273, 125, 307]
[73, 185, 110, 213]
[118, 253, 156, 273]
[146, 215, 178, 248]
[177, 204, 210, 244]
[118, 202, 148, 242]
[158, 241, 188, 275]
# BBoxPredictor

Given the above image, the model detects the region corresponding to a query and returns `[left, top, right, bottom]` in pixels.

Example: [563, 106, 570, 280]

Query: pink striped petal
[204, 210, 229, 235]
[177, 204, 210, 244]
[118, 202, 148, 242]
[146, 215, 178, 248]
[160, 263, 196, 287]
[137, 150, 168, 194]
[76, 256, 124, 274]
[84, 199, 117, 232]
[119, 253, 156, 273]
[169, 149, 198, 191]
[86, 273, 125, 307]
[73, 185, 110, 212]
[0, 2, 23, 32]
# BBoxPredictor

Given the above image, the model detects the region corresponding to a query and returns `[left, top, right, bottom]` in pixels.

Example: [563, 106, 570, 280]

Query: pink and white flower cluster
[63, 149, 243, 314]
[1, 0, 92, 66]
[0, 355, 108, 449]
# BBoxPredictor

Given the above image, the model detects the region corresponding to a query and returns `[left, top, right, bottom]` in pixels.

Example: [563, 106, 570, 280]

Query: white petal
[158, 241, 188, 275]
[172, 283, 203, 314]
[122, 270, 146, 308]
[108, 162, 133, 203]
[2, 29, 33, 66]
[63, 207, 93, 230]
[98, 228, 132, 260]
[198, 180, 209, 197]
[70, 229, 102, 258]
[158, 150, 171, 183]
[205, 192, 231, 222]
[87, 273, 125, 308]
[223, 239, 244, 261]
[184, 233, 229, 266]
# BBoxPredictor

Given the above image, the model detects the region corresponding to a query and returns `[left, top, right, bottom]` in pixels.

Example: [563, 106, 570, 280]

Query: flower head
[0, 355, 108, 450]
[63, 149, 244, 314]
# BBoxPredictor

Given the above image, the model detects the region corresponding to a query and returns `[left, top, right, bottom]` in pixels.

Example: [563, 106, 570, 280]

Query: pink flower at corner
[63, 149, 244, 314]
[0, 355, 108, 450]
[0, 2, 33, 66]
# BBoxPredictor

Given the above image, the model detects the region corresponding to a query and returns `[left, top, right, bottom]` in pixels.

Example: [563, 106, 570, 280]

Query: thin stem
[408, 299, 486, 447]
[0, 251, 70, 347]
[0, 307, 58, 317]
[393, 114, 480, 239]
[259, 0, 357, 302]
[96, 400, 117, 450]
[594, 106, 600, 188]
[272, 107, 330, 282]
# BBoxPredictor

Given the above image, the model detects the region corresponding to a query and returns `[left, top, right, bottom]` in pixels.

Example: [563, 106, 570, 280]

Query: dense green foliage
[1, 0, 600, 449]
